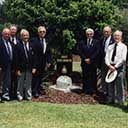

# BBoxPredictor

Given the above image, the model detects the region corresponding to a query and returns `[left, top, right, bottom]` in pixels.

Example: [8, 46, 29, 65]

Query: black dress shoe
[2, 97, 10, 101]
[33, 93, 39, 98]
[0, 98, 4, 103]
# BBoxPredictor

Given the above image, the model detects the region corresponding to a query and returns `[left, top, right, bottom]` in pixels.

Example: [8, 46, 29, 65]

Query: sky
[0, 0, 4, 4]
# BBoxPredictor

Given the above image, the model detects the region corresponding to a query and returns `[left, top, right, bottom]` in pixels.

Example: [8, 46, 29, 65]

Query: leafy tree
[2, 0, 119, 54]
[112, 0, 128, 8]
[114, 9, 128, 43]
[112, 0, 128, 43]
[62, 29, 76, 54]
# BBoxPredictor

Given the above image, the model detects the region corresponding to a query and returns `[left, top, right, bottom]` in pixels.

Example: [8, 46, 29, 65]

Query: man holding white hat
[105, 30, 127, 104]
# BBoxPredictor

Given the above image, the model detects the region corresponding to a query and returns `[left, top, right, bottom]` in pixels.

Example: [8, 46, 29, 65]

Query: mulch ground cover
[32, 71, 105, 104]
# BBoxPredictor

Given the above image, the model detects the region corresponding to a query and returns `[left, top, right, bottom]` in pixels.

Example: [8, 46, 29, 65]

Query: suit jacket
[77, 38, 100, 68]
[31, 37, 51, 71]
[100, 36, 114, 60]
[98, 36, 114, 68]
[16, 40, 36, 72]
[0, 38, 13, 71]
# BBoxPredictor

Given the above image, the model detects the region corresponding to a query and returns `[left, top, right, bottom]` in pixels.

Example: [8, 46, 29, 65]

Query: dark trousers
[2, 64, 11, 100]
[101, 61, 108, 94]
[32, 70, 44, 96]
[0, 69, 2, 98]
[10, 70, 17, 99]
[82, 64, 97, 94]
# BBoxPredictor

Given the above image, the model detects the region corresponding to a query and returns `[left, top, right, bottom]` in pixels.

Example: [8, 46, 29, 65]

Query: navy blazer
[31, 37, 51, 71]
[77, 38, 100, 67]
[100, 36, 114, 60]
[16, 40, 36, 72]
[0, 38, 13, 71]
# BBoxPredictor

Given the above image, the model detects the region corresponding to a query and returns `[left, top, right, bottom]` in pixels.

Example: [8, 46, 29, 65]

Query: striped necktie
[6, 41, 12, 60]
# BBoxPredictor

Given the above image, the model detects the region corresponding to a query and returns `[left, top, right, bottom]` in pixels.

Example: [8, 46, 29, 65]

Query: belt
[110, 63, 115, 66]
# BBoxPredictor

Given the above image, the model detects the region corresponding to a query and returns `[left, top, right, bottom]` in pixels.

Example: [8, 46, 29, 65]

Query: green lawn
[0, 102, 128, 128]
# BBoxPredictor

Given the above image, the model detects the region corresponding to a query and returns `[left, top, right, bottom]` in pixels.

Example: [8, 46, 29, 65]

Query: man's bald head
[2, 28, 11, 40]
[103, 26, 112, 38]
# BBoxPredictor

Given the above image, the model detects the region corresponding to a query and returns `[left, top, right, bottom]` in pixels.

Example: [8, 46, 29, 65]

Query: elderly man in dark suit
[78, 28, 100, 94]
[9, 24, 20, 100]
[0, 28, 13, 101]
[32, 26, 51, 98]
[99, 26, 114, 96]
[16, 29, 36, 101]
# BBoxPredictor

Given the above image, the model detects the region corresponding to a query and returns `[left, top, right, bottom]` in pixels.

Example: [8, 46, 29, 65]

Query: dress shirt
[87, 38, 93, 48]
[87, 38, 92, 45]
[40, 38, 47, 54]
[23, 42, 29, 58]
[105, 42, 127, 68]
[10, 37, 17, 45]
[25, 42, 29, 51]
[3, 39, 13, 60]
[104, 36, 111, 53]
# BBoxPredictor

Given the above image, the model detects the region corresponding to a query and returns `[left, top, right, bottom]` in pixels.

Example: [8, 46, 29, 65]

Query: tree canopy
[2, 0, 119, 54]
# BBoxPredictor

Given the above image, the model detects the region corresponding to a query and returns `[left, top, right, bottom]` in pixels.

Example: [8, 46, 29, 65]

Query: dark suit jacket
[98, 36, 114, 68]
[100, 36, 114, 60]
[0, 38, 13, 71]
[77, 38, 100, 68]
[16, 40, 36, 72]
[31, 37, 51, 71]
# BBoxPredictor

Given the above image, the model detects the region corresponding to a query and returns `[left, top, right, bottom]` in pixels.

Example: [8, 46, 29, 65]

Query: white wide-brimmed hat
[105, 69, 118, 83]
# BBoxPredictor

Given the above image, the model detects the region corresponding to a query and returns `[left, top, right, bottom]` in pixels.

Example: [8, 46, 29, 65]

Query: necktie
[24, 44, 28, 59]
[12, 38, 14, 44]
[111, 43, 117, 62]
[6, 41, 12, 60]
[103, 37, 107, 49]
[40, 39, 44, 52]
[87, 39, 91, 48]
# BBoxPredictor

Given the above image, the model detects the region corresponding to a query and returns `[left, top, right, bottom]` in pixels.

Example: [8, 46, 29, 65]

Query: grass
[0, 102, 128, 128]
[0, 61, 127, 128]
[73, 61, 82, 72]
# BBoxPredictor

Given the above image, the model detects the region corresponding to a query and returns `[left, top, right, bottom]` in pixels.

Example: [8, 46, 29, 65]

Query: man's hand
[32, 68, 36, 74]
[85, 58, 91, 64]
[109, 65, 116, 72]
[17, 70, 21, 76]
[47, 63, 51, 68]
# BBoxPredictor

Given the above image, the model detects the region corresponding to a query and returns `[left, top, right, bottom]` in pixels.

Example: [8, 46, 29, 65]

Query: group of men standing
[0, 25, 51, 102]
[77, 26, 127, 105]
[0, 24, 127, 105]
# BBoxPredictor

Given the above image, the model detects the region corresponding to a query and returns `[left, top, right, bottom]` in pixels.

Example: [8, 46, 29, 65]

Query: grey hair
[86, 28, 94, 33]
[9, 24, 17, 29]
[20, 29, 29, 36]
[103, 26, 112, 31]
[38, 26, 46, 33]
[113, 30, 122, 37]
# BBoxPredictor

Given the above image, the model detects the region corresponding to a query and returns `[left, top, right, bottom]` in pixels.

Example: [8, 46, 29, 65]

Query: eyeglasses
[87, 33, 93, 35]
[39, 31, 46, 33]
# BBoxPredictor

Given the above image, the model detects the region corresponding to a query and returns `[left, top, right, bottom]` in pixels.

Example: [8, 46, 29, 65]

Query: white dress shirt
[10, 36, 17, 45]
[25, 42, 29, 51]
[40, 38, 47, 54]
[105, 42, 127, 68]
[3, 39, 13, 59]
[43, 38, 47, 54]
[23, 41, 29, 58]
[104, 36, 111, 53]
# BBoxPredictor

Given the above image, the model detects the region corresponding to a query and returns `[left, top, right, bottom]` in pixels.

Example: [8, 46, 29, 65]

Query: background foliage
[0, 0, 124, 54]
